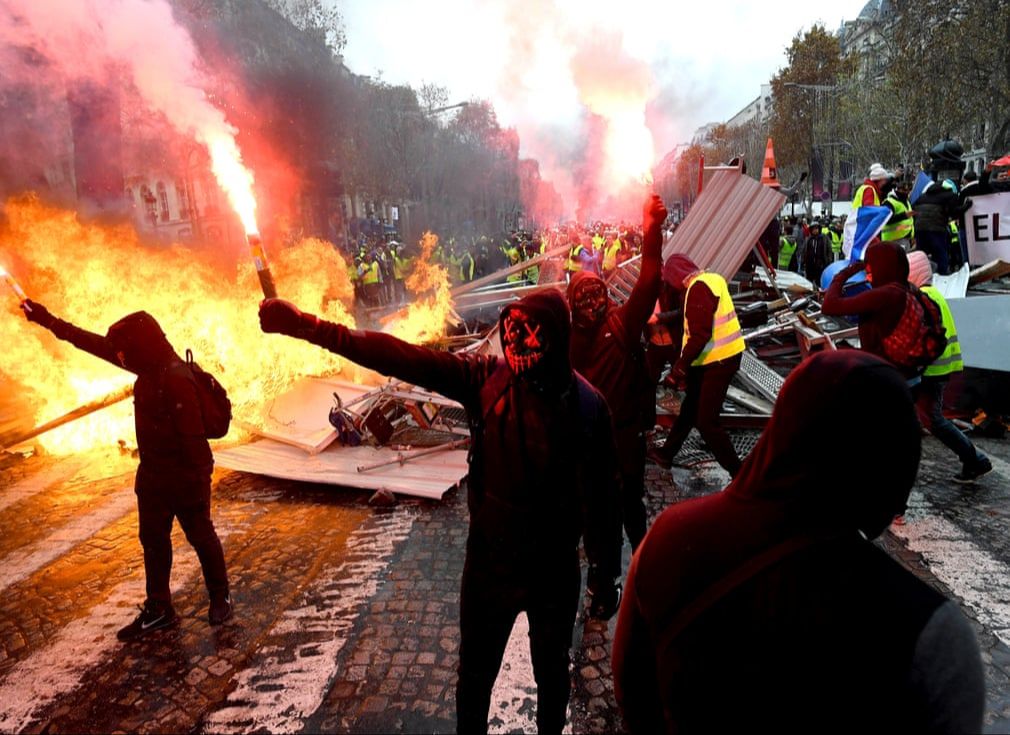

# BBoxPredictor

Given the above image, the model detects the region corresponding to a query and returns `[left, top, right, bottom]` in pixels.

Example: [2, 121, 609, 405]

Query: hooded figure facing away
[259, 289, 622, 735]
[613, 350, 984, 734]
[21, 302, 231, 640]
[568, 194, 666, 550]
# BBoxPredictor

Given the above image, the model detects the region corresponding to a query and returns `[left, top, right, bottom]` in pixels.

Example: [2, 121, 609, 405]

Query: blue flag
[842, 205, 892, 261]
[909, 171, 932, 206]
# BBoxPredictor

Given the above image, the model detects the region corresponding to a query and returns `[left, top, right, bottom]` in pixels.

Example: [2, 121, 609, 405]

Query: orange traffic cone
[761, 138, 780, 188]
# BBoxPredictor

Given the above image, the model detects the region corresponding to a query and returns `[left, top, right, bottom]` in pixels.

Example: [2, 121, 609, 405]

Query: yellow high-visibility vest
[393, 254, 412, 280]
[683, 272, 745, 365]
[921, 286, 962, 377]
[778, 237, 798, 269]
[361, 261, 380, 285]
[852, 184, 880, 208]
[602, 241, 621, 272]
[566, 244, 586, 272]
[882, 195, 914, 242]
[829, 229, 842, 256]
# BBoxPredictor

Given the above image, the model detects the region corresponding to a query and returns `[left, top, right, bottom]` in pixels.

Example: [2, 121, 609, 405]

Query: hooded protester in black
[567, 194, 666, 550]
[613, 350, 984, 734]
[21, 302, 230, 637]
[260, 288, 622, 735]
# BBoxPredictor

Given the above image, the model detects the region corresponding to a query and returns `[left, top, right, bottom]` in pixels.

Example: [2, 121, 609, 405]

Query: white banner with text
[965, 191, 1010, 263]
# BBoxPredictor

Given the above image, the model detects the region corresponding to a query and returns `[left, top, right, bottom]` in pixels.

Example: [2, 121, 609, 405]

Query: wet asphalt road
[0, 425, 1009, 734]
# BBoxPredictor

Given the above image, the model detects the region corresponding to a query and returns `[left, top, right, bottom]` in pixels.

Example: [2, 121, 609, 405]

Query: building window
[176, 183, 190, 220]
[141, 185, 157, 222]
[156, 181, 170, 222]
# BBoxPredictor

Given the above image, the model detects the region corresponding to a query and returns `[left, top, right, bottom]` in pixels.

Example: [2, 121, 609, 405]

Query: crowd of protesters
[22, 154, 1006, 731]
[339, 220, 652, 308]
[773, 156, 1010, 284]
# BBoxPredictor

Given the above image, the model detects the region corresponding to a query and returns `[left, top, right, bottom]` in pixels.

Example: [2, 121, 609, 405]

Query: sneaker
[891, 514, 906, 527]
[646, 447, 673, 470]
[117, 600, 178, 642]
[953, 457, 993, 485]
[209, 593, 233, 625]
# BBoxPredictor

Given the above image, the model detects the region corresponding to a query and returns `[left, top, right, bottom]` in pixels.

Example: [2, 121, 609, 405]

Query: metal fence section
[738, 350, 786, 404]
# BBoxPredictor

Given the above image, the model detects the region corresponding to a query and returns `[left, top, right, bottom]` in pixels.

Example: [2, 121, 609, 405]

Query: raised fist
[21, 299, 55, 329]
[259, 298, 318, 337]
[644, 194, 668, 233]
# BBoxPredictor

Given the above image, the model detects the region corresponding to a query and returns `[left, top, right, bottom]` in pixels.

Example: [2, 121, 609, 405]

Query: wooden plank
[3, 386, 134, 450]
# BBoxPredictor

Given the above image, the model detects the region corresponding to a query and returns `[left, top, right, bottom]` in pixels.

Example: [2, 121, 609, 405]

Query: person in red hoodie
[820, 239, 916, 381]
[567, 194, 666, 550]
[614, 350, 984, 734]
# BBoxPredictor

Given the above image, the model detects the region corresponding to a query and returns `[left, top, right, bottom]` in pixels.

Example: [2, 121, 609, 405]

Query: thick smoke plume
[497, 0, 659, 222]
[0, 0, 256, 227]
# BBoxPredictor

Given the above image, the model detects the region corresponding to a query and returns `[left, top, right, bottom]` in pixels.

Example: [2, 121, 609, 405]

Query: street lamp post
[783, 82, 846, 216]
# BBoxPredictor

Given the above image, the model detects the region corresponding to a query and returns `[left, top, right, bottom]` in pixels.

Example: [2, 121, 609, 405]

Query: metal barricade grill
[606, 257, 641, 305]
[738, 350, 785, 404]
[676, 429, 762, 468]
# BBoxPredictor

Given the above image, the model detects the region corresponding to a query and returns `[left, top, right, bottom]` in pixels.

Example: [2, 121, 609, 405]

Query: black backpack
[881, 285, 947, 374]
[184, 349, 232, 439]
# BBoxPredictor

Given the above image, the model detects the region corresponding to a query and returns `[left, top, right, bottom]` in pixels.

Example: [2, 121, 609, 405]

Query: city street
[1, 428, 1009, 734]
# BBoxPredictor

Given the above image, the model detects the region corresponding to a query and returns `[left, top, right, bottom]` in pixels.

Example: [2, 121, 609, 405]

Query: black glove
[21, 299, 55, 329]
[259, 298, 319, 338]
[588, 567, 623, 620]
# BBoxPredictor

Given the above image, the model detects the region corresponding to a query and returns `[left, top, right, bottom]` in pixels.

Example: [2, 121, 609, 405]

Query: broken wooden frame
[2, 385, 134, 451]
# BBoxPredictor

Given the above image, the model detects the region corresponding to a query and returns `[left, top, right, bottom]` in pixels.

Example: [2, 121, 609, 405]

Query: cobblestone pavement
[0, 426, 1009, 733]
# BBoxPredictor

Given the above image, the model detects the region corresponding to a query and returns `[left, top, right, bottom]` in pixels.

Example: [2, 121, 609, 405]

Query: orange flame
[0, 195, 355, 453]
[0, 263, 29, 303]
[385, 232, 456, 344]
[0, 198, 460, 455]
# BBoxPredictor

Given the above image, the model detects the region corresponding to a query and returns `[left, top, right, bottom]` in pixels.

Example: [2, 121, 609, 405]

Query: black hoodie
[49, 311, 212, 480]
[613, 350, 984, 734]
[306, 288, 622, 576]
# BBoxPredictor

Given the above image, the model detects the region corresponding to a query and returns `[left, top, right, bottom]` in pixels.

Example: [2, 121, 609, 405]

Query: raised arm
[619, 195, 667, 336]
[22, 300, 130, 372]
[259, 299, 490, 404]
[820, 261, 893, 317]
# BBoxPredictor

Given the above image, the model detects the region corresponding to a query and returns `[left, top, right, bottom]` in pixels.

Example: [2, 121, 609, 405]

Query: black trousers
[136, 472, 228, 606]
[455, 542, 580, 735]
[657, 353, 742, 477]
[615, 425, 647, 551]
